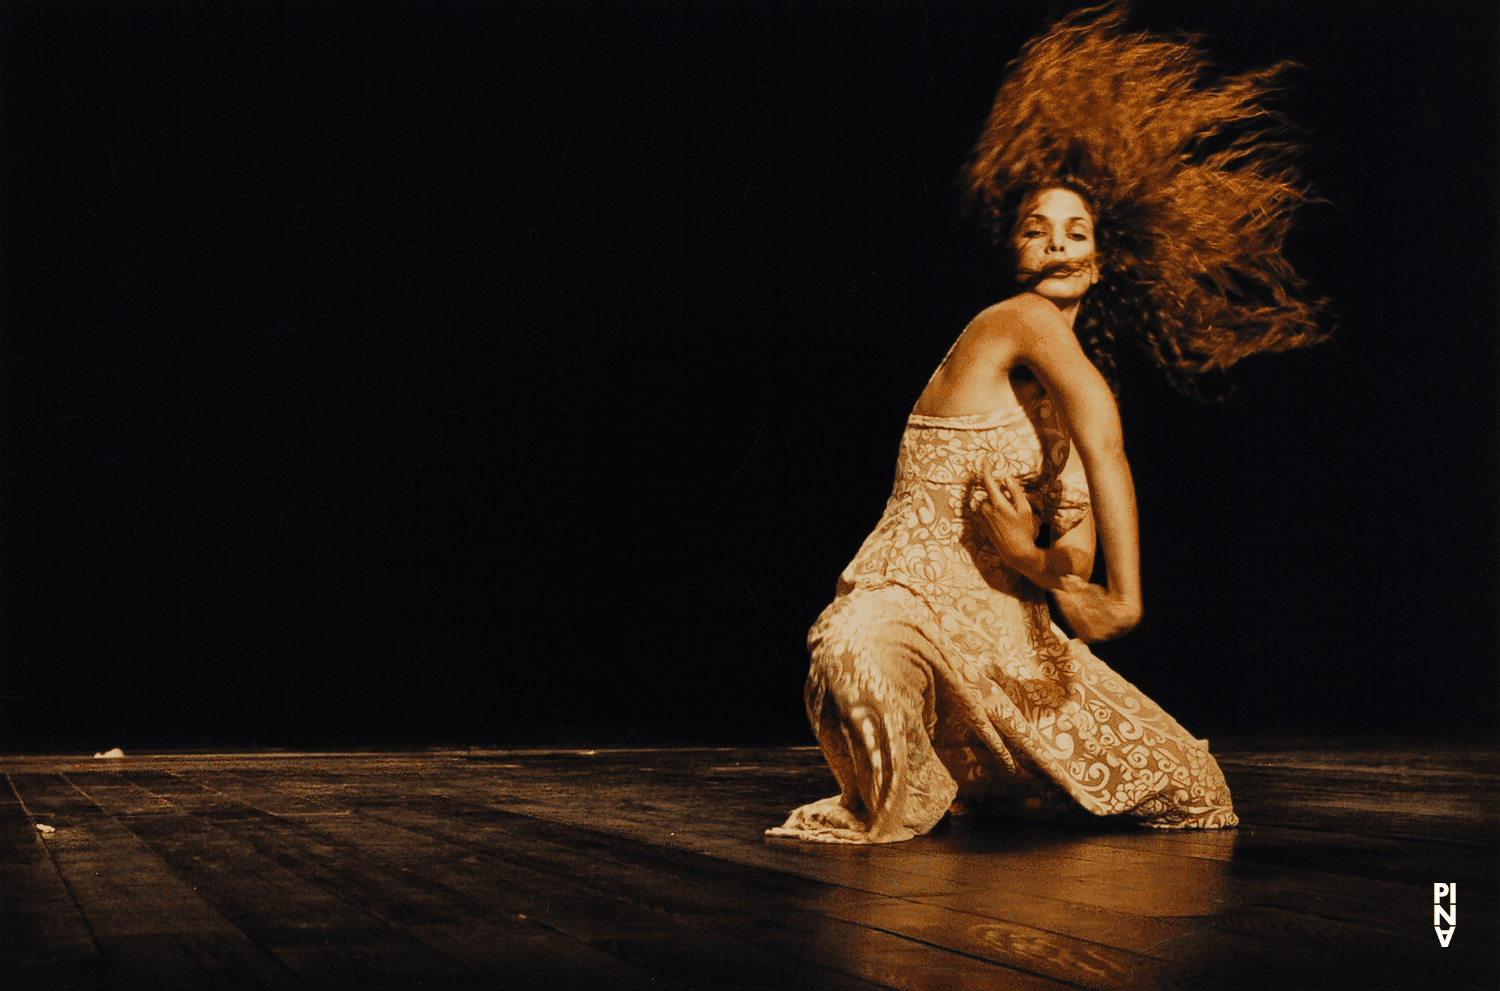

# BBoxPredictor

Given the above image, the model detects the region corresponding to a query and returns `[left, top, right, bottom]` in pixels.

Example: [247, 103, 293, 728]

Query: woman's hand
[976, 468, 1043, 575]
[1052, 575, 1142, 643]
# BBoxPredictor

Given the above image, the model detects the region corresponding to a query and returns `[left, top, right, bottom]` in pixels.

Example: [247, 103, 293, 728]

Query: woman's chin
[1029, 278, 1089, 306]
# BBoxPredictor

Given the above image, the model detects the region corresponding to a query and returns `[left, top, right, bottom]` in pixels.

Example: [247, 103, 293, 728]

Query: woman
[768, 6, 1327, 844]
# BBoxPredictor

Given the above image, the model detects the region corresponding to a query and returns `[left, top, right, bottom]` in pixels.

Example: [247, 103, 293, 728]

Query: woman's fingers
[981, 469, 1008, 508]
[1003, 475, 1027, 505]
[982, 466, 1027, 509]
[998, 474, 1040, 538]
[998, 474, 1033, 517]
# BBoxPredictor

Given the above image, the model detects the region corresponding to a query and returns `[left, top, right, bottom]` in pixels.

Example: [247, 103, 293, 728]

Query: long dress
[768, 382, 1238, 844]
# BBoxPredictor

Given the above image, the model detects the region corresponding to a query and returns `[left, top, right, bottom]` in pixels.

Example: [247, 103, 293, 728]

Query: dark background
[2, 1, 1495, 752]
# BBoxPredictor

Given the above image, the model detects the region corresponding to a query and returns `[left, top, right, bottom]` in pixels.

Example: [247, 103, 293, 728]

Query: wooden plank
[581, 745, 1495, 991]
[240, 761, 974, 900]
[816, 822, 1494, 937]
[62, 770, 489, 989]
[2, 748, 1492, 991]
[173, 767, 1080, 991]
[815, 809, 1463, 940]
[118, 769, 703, 991]
[1204, 905, 1495, 987]
[1216, 744, 1500, 783]
[0, 773, 101, 991]
[1081, 817, 1495, 880]
[807, 891, 1464, 991]
[414, 750, 1497, 910]
[143, 768, 934, 991]
[1004, 824, 1498, 941]
[402, 921, 705, 991]
[907, 879, 1493, 989]
[230, 759, 1229, 975]
[236, 751, 1500, 969]
[504, 743, 1500, 945]
[449, 748, 1496, 987]
[1130, 924, 1490, 991]
[809, 887, 1225, 991]
[7, 771, 297, 990]
[1219, 752, 1500, 849]
[214, 765, 1202, 991]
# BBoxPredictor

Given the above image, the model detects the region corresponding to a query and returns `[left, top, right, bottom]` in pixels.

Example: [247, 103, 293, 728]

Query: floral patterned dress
[767, 387, 1238, 844]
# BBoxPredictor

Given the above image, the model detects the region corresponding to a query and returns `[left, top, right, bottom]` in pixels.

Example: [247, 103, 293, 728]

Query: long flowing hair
[961, 4, 1330, 397]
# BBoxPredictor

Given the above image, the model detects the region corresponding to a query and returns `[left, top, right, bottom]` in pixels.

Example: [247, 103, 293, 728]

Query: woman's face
[1013, 187, 1100, 305]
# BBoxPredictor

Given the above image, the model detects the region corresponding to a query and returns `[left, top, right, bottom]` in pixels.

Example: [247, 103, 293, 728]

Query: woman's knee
[807, 595, 935, 709]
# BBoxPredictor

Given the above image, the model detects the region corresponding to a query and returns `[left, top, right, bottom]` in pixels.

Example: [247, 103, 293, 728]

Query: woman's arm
[985, 296, 1142, 640]
[975, 472, 1092, 591]
[1051, 508, 1096, 582]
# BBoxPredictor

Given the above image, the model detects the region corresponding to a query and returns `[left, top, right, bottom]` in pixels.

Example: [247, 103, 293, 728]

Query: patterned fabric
[768, 393, 1237, 844]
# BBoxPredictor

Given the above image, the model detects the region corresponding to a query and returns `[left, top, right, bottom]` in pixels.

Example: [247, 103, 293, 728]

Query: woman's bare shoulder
[990, 293, 1069, 326]
[967, 294, 1069, 345]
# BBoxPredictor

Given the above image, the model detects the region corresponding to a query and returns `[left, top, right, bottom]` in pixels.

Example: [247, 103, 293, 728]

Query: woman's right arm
[986, 297, 1143, 641]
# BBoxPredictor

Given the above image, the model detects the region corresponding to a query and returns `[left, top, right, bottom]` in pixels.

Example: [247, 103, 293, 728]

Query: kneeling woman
[769, 8, 1326, 843]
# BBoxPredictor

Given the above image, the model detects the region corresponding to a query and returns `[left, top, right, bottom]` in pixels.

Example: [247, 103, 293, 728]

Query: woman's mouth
[1042, 258, 1091, 277]
[1017, 257, 1092, 285]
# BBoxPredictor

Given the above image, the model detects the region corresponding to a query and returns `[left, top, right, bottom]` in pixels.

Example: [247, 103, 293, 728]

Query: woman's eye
[1069, 233, 1088, 241]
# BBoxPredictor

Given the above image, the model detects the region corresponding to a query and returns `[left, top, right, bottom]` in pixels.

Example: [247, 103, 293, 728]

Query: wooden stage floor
[3, 740, 1495, 990]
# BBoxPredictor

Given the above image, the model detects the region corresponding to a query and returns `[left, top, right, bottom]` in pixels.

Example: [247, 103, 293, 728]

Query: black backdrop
[2, 1, 1495, 751]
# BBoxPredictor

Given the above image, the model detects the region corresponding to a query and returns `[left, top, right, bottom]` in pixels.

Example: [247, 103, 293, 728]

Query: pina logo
[1434, 883, 1457, 947]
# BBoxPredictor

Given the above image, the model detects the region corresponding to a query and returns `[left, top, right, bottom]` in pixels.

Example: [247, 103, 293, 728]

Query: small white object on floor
[93, 748, 125, 759]
[35, 823, 55, 834]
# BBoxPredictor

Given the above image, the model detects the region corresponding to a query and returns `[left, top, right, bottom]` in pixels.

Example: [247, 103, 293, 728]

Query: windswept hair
[961, 4, 1330, 397]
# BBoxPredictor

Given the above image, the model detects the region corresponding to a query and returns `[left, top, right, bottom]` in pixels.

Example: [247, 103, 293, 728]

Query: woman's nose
[1046, 233, 1066, 252]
